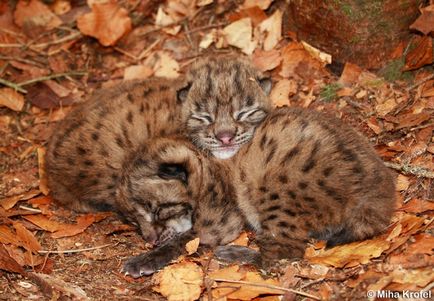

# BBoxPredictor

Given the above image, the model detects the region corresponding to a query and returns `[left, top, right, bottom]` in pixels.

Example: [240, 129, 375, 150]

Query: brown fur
[179, 55, 272, 159]
[46, 56, 269, 243]
[120, 107, 396, 277]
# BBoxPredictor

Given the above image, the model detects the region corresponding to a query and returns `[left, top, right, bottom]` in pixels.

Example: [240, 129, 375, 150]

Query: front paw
[214, 245, 262, 266]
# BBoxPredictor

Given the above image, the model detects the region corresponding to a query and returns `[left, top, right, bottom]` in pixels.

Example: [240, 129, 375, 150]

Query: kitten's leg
[214, 245, 262, 266]
[214, 234, 305, 268]
[122, 230, 196, 278]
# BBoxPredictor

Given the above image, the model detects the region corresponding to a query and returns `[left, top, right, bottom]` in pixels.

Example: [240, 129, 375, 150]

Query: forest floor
[0, 1, 433, 300]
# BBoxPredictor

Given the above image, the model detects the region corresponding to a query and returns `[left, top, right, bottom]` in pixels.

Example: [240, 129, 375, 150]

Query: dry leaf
[124, 65, 153, 80]
[210, 268, 283, 300]
[13, 222, 42, 253]
[243, 0, 274, 10]
[155, 6, 181, 35]
[252, 49, 282, 72]
[14, 0, 62, 30]
[77, 1, 132, 46]
[51, 213, 107, 238]
[338, 62, 363, 86]
[409, 4, 434, 35]
[301, 41, 332, 65]
[259, 10, 282, 51]
[153, 52, 180, 79]
[375, 98, 398, 117]
[23, 215, 65, 233]
[0, 190, 40, 210]
[0, 244, 25, 274]
[223, 18, 257, 55]
[153, 262, 203, 301]
[403, 36, 433, 71]
[185, 238, 200, 255]
[50, 0, 71, 15]
[228, 6, 267, 26]
[399, 199, 434, 214]
[394, 112, 431, 130]
[270, 79, 297, 107]
[0, 225, 18, 245]
[208, 265, 243, 281]
[279, 42, 327, 79]
[0, 88, 25, 111]
[197, 0, 213, 7]
[305, 238, 390, 268]
[37, 147, 49, 195]
[230, 232, 249, 246]
[396, 175, 410, 191]
[199, 29, 217, 49]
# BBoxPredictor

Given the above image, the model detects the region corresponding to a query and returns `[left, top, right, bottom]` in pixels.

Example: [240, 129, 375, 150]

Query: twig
[19, 205, 42, 213]
[184, 22, 228, 35]
[32, 32, 82, 49]
[0, 78, 28, 93]
[17, 71, 87, 87]
[384, 162, 434, 178]
[406, 73, 434, 92]
[0, 55, 45, 68]
[209, 278, 321, 300]
[38, 243, 113, 254]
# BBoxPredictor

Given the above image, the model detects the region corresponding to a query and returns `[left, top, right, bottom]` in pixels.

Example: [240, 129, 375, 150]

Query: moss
[319, 83, 342, 102]
[379, 59, 413, 82]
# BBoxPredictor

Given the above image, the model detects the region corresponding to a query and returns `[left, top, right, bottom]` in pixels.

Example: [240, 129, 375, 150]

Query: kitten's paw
[122, 253, 161, 278]
[122, 248, 175, 278]
[214, 245, 262, 266]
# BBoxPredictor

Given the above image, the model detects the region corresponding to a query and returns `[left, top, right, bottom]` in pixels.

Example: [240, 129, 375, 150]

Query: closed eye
[190, 114, 213, 124]
[235, 108, 265, 122]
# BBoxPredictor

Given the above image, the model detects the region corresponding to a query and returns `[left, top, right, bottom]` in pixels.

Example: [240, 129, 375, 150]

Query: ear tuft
[157, 163, 188, 184]
[258, 77, 272, 96]
[177, 82, 192, 103]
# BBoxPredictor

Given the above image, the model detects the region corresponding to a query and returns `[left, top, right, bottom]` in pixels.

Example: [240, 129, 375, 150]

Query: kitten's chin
[212, 146, 240, 159]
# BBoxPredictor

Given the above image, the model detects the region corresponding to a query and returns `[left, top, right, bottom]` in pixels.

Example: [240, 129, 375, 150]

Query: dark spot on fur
[91, 132, 99, 141]
[317, 180, 325, 187]
[281, 145, 300, 164]
[283, 209, 296, 217]
[278, 174, 288, 184]
[270, 193, 279, 200]
[266, 205, 281, 212]
[77, 146, 86, 155]
[84, 160, 94, 166]
[323, 167, 333, 177]
[127, 111, 133, 124]
[127, 93, 134, 103]
[298, 182, 308, 189]
[116, 136, 124, 148]
[202, 219, 214, 227]
[278, 221, 290, 228]
[264, 214, 278, 221]
[143, 88, 153, 97]
[303, 196, 315, 203]
[287, 190, 296, 199]
[78, 171, 86, 179]
[259, 186, 268, 193]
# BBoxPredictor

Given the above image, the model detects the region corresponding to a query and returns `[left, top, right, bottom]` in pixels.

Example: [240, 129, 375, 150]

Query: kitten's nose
[216, 131, 235, 145]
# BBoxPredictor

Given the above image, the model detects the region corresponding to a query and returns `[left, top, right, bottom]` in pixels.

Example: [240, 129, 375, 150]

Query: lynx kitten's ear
[258, 77, 272, 95]
[157, 163, 188, 184]
[177, 82, 192, 103]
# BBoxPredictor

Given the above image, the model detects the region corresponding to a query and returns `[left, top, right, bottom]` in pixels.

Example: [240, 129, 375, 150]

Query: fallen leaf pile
[0, 0, 433, 300]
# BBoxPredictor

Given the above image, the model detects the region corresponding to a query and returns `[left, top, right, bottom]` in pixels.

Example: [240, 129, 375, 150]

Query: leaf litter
[0, 0, 433, 300]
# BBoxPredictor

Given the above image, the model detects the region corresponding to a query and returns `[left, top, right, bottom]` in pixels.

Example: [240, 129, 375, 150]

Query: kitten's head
[117, 137, 203, 243]
[178, 56, 272, 159]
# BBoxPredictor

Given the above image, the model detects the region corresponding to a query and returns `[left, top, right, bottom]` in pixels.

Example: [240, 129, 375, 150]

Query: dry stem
[209, 277, 321, 300]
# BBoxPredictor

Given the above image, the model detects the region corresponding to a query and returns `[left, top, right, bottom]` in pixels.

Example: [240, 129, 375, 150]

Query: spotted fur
[120, 107, 396, 277]
[179, 55, 272, 159]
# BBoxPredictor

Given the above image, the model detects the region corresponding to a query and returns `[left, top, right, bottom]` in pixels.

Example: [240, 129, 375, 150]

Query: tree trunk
[288, 0, 423, 69]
